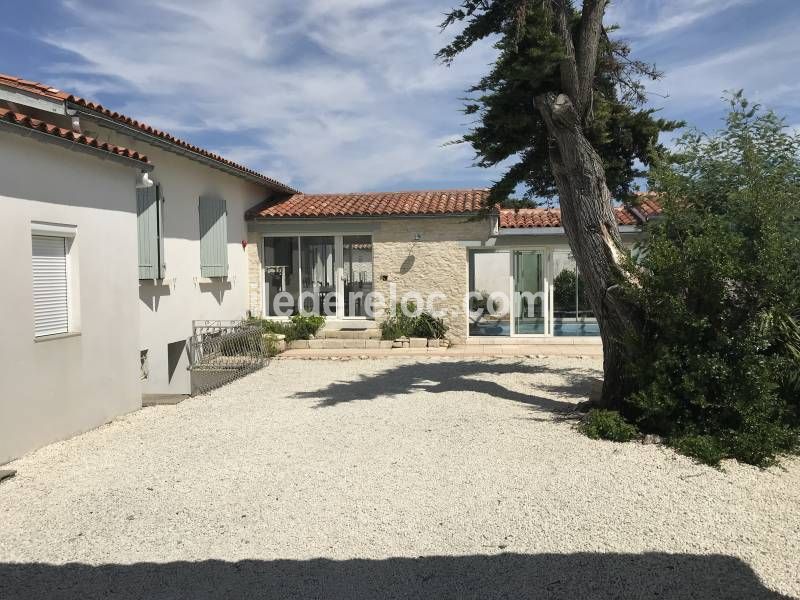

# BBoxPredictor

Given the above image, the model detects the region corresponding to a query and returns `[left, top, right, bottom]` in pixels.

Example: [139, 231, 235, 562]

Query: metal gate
[188, 320, 268, 395]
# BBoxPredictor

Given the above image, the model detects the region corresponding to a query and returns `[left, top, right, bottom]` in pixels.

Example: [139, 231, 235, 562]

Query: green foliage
[414, 312, 450, 339]
[621, 94, 800, 467]
[219, 330, 273, 357]
[672, 435, 725, 467]
[290, 314, 326, 339]
[438, 1, 682, 205]
[580, 409, 639, 443]
[380, 303, 449, 340]
[249, 315, 326, 343]
[553, 269, 577, 310]
[261, 335, 279, 357]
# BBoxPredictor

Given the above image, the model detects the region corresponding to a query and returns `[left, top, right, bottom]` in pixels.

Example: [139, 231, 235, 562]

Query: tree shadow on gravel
[0, 552, 790, 600]
[294, 360, 596, 412]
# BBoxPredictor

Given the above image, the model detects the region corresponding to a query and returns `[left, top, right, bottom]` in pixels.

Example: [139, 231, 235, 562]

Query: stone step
[289, 339, 394, 350]
[319, 328, 382, 340]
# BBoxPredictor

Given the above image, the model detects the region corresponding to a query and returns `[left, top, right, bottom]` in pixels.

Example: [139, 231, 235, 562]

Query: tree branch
[575, 0, 608, 121]
[551, 0, 581, 112]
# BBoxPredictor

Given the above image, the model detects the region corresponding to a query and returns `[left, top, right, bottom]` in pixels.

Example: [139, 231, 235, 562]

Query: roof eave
[496, 224, 641, 236]
[247, 211, 484, 222]
[0, 117, 153, 171]
[0, 84, 66, 116]
[70, 103, 297, 194]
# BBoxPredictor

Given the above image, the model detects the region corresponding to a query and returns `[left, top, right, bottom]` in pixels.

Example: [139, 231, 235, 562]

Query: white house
[0, 72, 660, 464]
[0, 92, 148, 463]
[0, 73, 295, 463]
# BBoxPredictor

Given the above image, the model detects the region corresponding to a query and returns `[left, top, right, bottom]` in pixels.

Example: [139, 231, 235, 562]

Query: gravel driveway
[1, 357, 798, 599]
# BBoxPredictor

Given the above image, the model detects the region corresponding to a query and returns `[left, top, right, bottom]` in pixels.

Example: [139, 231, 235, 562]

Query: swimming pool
[469, 320, 600, 337]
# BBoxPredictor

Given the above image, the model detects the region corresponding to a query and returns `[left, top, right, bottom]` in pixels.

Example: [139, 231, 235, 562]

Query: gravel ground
[1, 357, 798, 600]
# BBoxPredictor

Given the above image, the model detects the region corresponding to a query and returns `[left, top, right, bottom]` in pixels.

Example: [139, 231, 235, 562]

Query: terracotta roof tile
[247, 189, 490, 219]
[499, 200, 662, 229]
[0, 107, 150, 165]
[0, 74, 69, 101]
[0, 73, 295, 193]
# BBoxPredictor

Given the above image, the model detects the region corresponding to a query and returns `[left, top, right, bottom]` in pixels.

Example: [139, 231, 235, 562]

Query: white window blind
[32, 235, 69, 337]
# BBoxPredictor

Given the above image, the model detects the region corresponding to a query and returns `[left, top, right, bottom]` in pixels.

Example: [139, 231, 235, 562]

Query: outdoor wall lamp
[136, 171, 154, 189]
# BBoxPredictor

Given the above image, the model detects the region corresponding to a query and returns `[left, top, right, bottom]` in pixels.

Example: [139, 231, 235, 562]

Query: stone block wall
[372, 217, 490, 343]
[246, 230, 264, 317]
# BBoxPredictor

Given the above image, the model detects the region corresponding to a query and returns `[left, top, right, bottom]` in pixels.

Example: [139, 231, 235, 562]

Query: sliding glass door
[264, 236, 299, 317]
[469, 251, 511, 336]
[513, 250, 545, 335]
[300, 236, 336, 315]
[264, 234, 373, 319]
[343, 235, 373, 317]
[552, 250, 599, 336]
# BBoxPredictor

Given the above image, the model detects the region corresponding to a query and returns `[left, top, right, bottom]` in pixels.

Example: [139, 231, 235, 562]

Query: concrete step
[319, 328, 382, 340]
[289, 339, 394, 350]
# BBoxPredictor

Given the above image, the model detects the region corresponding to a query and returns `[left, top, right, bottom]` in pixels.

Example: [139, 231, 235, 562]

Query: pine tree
[439, 0, 681, 406]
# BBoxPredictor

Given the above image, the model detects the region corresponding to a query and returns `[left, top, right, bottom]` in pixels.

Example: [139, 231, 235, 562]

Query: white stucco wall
[0, 133, 142, 464]
[85, 123, 271, 395]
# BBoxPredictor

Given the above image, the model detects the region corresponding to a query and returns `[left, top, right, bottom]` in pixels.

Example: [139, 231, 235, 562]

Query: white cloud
[649, 30, 800, 113]
[606, 0, 754, 38]
[41, 0, 498, 192]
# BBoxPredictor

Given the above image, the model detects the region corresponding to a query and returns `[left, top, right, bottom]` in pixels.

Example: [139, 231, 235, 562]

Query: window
[137, 183, 164, 279]
[199, 195, 228, 277]
[31, 224, 77, 338]
[264, 236, 299, 316]
[552, 250, 599, 337]
[140, 349, 149, 380]
[468, 250, 511, 337]
[342, 235, 373, 317]
[300, 236, 336, 314]
[263, 234, 374, 319]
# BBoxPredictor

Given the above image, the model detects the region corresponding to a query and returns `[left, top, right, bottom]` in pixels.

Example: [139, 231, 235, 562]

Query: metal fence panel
[189, 320, 269, 395]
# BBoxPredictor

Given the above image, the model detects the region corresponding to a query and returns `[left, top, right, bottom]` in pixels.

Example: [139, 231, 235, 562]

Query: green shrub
[412, 312, 449, 339]
[248, 315, 326, 343]
[290, 314, 326, 339]
[620, 95, 800, 467]
[579, 409, 639, 443]
[380, 303, 449, 340]
[672, 435, 725, 467]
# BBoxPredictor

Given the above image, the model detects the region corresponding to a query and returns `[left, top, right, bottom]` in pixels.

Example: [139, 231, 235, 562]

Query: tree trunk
[536, 92, 640, 409]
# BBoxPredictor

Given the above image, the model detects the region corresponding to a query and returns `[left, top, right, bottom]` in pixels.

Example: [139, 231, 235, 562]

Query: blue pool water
[470, 321, 600, 337]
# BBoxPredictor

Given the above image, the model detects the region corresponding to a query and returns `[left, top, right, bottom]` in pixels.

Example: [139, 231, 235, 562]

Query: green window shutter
[137, 185, 160, 279]
[199, 195, 228, 278]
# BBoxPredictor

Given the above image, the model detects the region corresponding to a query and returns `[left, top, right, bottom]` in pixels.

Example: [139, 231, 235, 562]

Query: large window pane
[343, 235, 373, 317]
[264, 237, 299, 316]
[514, 250, 545, 334]
[300, 236, 336, 315]
[469, 251, 511, 336]
[552, 250, 599, 336]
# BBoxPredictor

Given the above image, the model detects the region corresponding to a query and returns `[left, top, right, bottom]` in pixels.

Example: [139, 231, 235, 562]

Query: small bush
[580, 409, 639, 443]
[380, 303, 448, 340]
[672, 435, 725, 466]
[412, 312, 449, 339]
[249, 315, 326, 342]
[290, 314, 326, 339]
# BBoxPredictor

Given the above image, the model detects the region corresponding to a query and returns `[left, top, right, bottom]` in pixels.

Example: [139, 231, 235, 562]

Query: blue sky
[2, 0, 799, 194]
